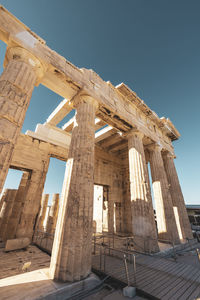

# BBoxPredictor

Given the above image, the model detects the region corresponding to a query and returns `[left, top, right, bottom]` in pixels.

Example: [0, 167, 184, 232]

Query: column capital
[73, 93, 99, 110]
[162, 150, 176, 159]
[147, 142, 162, 152]
[4, 46, 46, 85]
[124, 129, 144, 140]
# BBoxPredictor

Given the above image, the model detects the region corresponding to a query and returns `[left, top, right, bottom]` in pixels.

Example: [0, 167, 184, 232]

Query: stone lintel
[73, 94, 99, 110]
[125, 129, 144, 140]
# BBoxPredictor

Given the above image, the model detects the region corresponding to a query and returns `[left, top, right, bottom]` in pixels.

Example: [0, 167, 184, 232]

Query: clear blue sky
[1, 0, 199, 204]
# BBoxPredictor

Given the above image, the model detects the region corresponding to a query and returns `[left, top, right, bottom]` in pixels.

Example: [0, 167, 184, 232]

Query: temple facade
[0, 6, 193, 283]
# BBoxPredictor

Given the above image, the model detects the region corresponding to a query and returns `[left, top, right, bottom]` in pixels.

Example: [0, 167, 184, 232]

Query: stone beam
[94, 118, 107, 131]
[107, 140, 127, 153]
[26, 124, 71, 149]
[62, 116, 75, 132]
[63, 116, 106, 132]
[95, 126, 116, 143]
[46, 98, 73, 126]
[99, 132, 123, 148]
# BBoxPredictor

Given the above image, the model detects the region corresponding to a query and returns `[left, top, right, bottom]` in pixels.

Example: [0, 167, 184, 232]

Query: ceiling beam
[95, 126, 116, 143]
[62, 117, 106, 132]
[46, 98, 73, 126]
[99, 132, 123, 148]
[62, 116, 75, 132]
[107, 140, 127, 152]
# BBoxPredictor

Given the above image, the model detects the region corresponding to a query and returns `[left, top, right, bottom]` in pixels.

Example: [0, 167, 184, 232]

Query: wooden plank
[139, 262, 193, 294]
[187, 286, 200, 300]
[136, 257, 181, 277]
[133, 262, 170, 283]
[168, 269, 200, 300]
[156, 265, 196, 299]
[92, 253, 200, 300]
[137, 256, 191, 278]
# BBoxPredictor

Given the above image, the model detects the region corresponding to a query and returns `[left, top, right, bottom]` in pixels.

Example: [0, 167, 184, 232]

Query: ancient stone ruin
[0, 5, 193, 288]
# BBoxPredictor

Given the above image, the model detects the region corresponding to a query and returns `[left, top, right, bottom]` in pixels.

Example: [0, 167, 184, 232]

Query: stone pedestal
[46, 193, 59, 235]
[0, 189, 17, 241]
[149, 145, 180, 244]
[5, 172, 30, 240]
[162, 152, 193, 240]
[50, 95, 98, 282]
[128, 131, 159, 252]
[0, 47, 44, 193]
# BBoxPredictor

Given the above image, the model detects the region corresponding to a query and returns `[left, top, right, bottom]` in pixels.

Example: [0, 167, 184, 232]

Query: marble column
[122, 162, 132, 234]
[5, 171, 30, 240]
[128, 131, 159, 252]
[162, 152, 193, 240]
[46, 193, 59, 235]
[149, 144, 180, 244]
[0, 189, 17, 241]
[0, 47, 44, 193]
[15, 159, 49, 239]
[50, 95, 98, 282]
[36, 194, 49, 231]
[108, 189, 114, 234]
[0, 188, 9, 214]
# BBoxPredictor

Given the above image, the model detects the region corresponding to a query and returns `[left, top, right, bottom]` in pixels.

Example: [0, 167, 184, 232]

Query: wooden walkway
[92, 253, 200, 300]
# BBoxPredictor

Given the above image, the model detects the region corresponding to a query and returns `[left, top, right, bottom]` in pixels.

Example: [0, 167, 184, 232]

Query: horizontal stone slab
[5, 238, 30, 252]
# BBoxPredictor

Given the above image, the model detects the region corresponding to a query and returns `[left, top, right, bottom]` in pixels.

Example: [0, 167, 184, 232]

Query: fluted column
[149, 145, 180, 244]
[36, 194, 50, 231]
[0, 47, 44, 193]
[46, 193, 59, 235]
[128, 131, 159, 252]
[0, 189, 17, 241]
[50, 95, 98, 282]
[0, 189, 9, 214]
[5, 171, 30, 240]
[15, 159, 50, 239]
[163, 152, 193, 240]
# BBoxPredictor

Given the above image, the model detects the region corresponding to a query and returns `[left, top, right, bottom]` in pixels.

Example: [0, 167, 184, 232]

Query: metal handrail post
[94, 235, 96, 254]
[196, 248, 200, 263]
[133, 254, 137, 286]
[104, 247, 106, 272]
[172, 242, 177, 262]
[100, 246, 102, 270]
[123, 254, 130, 286]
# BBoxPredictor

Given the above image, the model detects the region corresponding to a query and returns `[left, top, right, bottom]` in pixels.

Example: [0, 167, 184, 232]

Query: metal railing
[93, 232, 158, 256]
[93, 241, 137, 286]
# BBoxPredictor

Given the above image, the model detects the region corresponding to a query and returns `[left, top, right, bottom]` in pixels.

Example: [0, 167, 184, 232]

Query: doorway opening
[93, 184, 109, 234]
